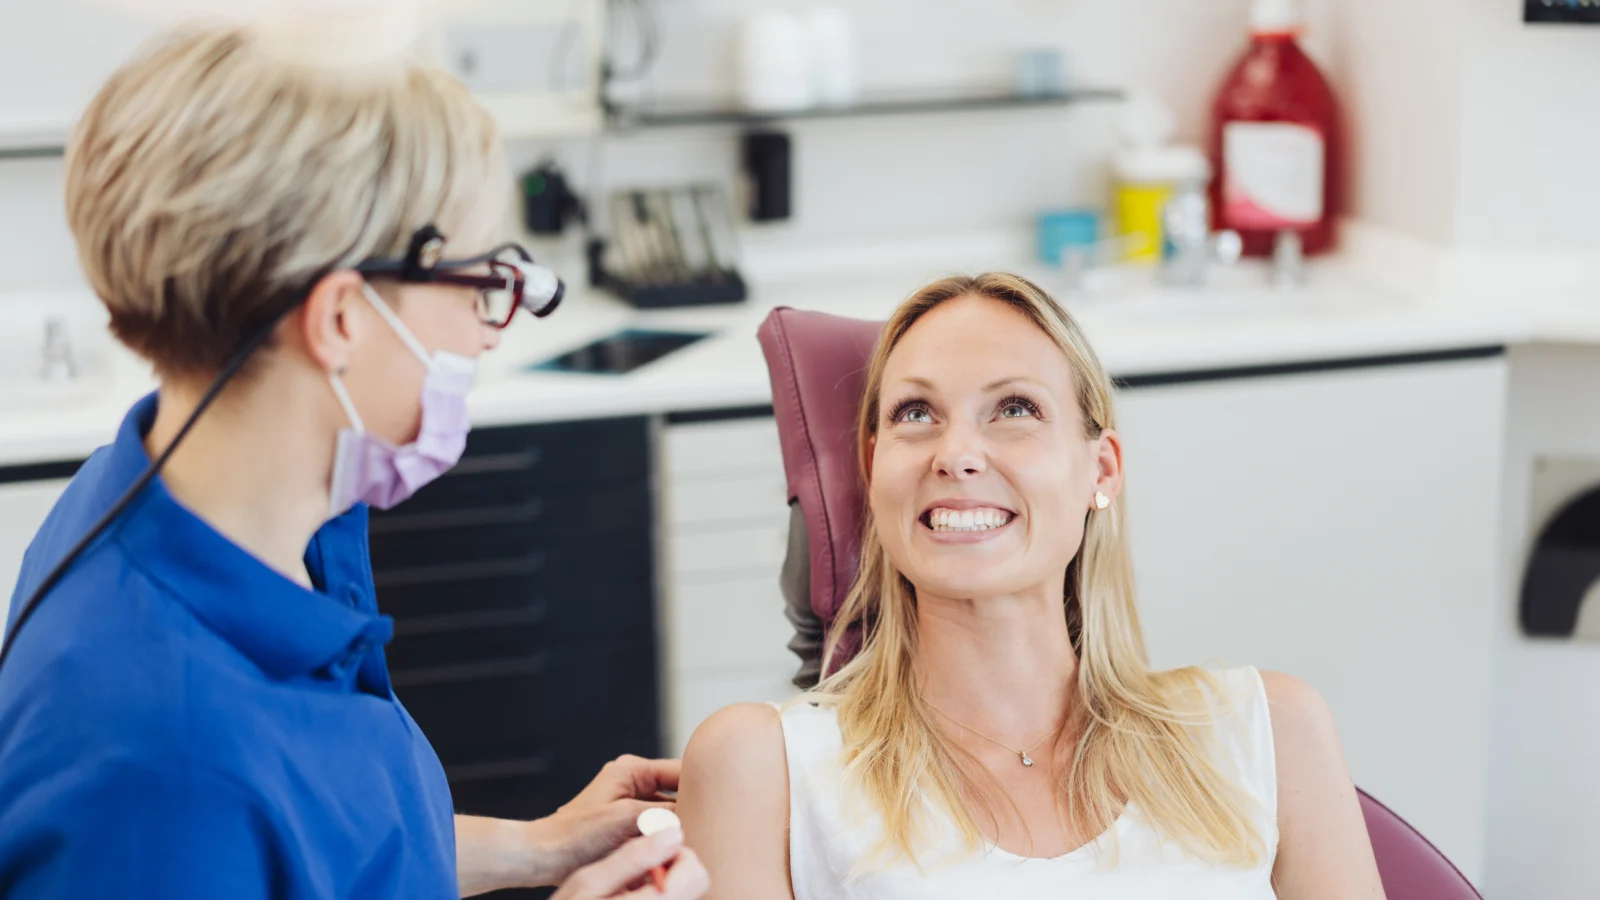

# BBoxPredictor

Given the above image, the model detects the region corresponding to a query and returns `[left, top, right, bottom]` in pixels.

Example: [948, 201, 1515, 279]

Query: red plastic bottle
[1207, 0, 1341, 256]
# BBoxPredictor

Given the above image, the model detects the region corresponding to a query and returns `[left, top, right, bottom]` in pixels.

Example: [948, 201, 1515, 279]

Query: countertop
[2, 250, 1598, 470]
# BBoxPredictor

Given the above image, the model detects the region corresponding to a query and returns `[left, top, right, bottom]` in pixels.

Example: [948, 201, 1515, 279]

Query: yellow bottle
[1110, 95, 1210, 264]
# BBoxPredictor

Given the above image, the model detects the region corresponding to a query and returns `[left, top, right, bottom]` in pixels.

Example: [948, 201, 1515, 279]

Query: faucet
[1159, 183, 1241, 288]
[1271, 229, 1305, 288]
[40, 317, 78, 382]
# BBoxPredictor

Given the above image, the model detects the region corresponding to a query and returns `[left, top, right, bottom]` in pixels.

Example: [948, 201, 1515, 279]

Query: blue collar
[106, 394, 392, 686]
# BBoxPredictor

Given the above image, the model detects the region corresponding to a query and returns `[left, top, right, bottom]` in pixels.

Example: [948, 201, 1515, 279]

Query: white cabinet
[658, 416, 799, 754]
[0, 477, 70, 636]
[1115, 357, 1507, 884]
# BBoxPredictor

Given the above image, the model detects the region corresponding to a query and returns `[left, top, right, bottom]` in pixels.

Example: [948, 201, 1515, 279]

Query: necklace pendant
[1020, 752, 1034, 767]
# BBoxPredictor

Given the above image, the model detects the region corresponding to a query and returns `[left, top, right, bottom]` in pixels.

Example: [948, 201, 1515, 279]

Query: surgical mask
[327, 284, 476, 517]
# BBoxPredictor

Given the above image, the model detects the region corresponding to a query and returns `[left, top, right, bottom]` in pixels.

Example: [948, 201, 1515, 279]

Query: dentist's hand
[552, 829, 709, 900]
[529, 755, 681, 885]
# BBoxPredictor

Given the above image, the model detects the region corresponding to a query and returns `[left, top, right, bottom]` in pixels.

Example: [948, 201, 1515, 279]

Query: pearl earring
[1094, 491, 1110, 510]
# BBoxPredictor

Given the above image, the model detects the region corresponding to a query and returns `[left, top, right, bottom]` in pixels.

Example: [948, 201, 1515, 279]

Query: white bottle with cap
[801, 7, 857, 108]
[1110, 92, 1211, 264]
[737, 12, 814, 112]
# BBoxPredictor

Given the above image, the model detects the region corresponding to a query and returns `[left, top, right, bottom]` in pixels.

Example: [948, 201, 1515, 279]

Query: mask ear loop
[360, 282, 434, 368]
[328, 367, 367, 435]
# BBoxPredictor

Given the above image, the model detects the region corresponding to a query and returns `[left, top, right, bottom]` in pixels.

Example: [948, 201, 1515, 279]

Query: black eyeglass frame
[354, 225, 565, 328]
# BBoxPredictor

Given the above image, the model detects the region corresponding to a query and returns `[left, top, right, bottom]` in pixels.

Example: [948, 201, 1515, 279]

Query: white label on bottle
[1222, 122, 1324, 228]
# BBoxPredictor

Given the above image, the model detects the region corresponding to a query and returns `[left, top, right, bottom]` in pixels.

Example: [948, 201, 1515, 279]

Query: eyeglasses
[355, 226, 565, 329]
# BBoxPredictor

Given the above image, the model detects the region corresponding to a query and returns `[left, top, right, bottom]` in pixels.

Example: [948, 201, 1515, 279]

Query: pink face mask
[327, 284, 476, 516]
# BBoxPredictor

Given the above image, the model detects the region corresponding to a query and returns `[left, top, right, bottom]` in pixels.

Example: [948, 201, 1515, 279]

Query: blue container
[1036, 209, 1100, 265]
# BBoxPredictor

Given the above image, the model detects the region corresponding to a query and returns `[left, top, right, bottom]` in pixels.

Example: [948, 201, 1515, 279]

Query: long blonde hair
[812, 273, 1264, 870]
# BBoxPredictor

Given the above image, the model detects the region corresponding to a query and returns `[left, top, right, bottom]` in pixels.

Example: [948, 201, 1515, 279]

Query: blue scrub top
[0, 395, 457, 898]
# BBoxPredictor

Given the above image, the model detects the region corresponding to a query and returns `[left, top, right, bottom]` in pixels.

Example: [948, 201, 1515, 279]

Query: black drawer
[368, 489, 649, 568]
[387, 607, 654, 673]
[374, 479, 651, 534]
[445, 727, 659, 823]
[396, 636, 659, 764]
[372, 529, 654, 619]
[447, 418, 650, 491]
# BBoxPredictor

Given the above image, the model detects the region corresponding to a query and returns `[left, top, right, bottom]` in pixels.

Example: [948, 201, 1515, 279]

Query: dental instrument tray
[587, 184, 748, 309]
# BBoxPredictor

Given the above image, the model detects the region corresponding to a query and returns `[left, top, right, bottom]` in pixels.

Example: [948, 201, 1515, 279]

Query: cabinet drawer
[663, 417, 780, 479]
[670, 519, 789, 578]
[667, 473, 787, 526]
[370, 507, 652, 571]
[388, 587, 654, 666]
[666, 577, 795, 674]
[445, 729, 660, 821]
[371, 528, 652, 627]
[398, 637, 659, 764]
[455, 418, 650, 489]
[370, 480, 649, 537]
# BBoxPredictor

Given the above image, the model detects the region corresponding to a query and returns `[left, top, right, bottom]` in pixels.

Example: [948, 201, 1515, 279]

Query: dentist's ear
[299, 269, 371, 375]
[866, 435, 877, 473]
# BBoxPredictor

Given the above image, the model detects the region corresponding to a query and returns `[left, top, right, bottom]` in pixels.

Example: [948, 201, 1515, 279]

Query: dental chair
[756, 306, 1482, 900]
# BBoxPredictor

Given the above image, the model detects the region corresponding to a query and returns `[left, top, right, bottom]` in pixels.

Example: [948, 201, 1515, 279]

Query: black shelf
[607, 86, 1123, 129]
[0, 145, 66, 161]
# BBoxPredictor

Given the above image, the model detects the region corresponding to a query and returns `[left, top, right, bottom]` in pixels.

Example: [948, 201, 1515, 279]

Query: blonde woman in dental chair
[678, 274, 1385, 899]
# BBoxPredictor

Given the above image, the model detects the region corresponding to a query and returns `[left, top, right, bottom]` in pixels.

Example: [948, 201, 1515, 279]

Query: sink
[530, 329, 712, 375]
[1031, 260, 1395, 327]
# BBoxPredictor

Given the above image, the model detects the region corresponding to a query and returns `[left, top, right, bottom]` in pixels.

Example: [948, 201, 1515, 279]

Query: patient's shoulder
[684, 702, 787, 778]
[679, 704, 792, 897]
[681, 703, 789, 823]
[1257, 670, 1344, 783]
[1258, 670, 1339, 751]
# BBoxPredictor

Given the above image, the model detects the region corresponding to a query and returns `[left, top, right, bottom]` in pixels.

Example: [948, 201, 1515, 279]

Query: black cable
[0, 306, 294, 677]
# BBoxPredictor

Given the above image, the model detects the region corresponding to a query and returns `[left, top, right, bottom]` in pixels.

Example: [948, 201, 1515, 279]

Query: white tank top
[779, 666, 1278, 899]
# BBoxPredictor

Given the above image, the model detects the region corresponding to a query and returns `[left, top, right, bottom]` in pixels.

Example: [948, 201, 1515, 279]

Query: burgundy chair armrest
[1358, 788, 1481, 899]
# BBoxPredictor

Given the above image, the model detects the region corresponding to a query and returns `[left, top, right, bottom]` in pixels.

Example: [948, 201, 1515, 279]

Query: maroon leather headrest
[756, 307, 883, 631]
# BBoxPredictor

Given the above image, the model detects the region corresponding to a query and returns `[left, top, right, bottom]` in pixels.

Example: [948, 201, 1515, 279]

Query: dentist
[0, 21, 706, 900]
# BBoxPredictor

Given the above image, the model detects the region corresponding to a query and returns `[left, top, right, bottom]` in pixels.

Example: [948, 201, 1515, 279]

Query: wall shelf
[605, 86, 1123, 130]
[0, 122, 71, 161]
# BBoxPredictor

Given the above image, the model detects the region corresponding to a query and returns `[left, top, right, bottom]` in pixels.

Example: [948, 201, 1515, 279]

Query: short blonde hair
[64, 24, 506, 377]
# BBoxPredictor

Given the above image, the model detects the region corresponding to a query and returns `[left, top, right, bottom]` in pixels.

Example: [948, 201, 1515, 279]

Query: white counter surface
[1, 254, 1597, 469]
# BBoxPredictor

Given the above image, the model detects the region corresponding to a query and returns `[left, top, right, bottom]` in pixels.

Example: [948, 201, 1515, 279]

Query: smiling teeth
[929, 507, 1012, 532]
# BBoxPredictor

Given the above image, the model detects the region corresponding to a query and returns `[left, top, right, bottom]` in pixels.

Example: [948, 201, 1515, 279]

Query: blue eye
[998, 396, 1041, 419]
[888, 399, 933, 424]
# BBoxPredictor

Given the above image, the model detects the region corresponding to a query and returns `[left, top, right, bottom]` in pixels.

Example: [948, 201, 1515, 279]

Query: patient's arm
[677, 703, 794, 900]
[1263, 671, 1386, 899]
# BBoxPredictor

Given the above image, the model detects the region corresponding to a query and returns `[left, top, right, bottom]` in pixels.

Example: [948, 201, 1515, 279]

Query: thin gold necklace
[923, 700, 1062, 768]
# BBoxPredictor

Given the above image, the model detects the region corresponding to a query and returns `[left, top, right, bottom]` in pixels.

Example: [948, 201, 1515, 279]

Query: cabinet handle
[374, 551, 546, 589]
[449, 447, 542, 476]
[369, 497, 546, 535]
[393, 599, 551, 637]
[444, 754, 555, 783]
[391, 651, 550, 689]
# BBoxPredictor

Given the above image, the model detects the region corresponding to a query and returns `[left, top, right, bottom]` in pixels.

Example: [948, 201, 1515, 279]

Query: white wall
[1332, 0, 1600, 254]
[522, 0, 1263, 251]
[1327, 0, 1463, 245]
[0, 0, 1275, 288]
[1452, 0, 1600, 253]
[1488, 344, 1600, 900]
